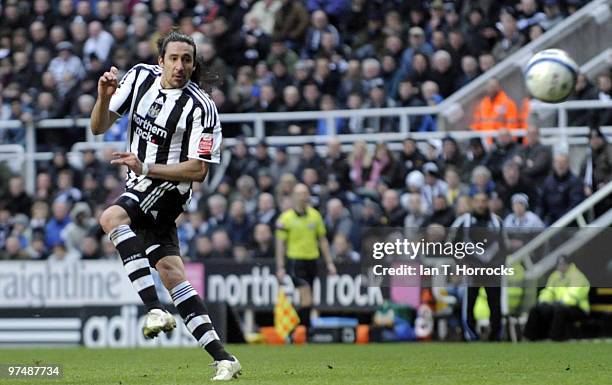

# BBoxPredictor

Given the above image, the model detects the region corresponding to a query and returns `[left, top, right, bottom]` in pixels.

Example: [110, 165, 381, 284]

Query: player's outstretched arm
[111, 152, 209, 182]
[91, 66, 121, 135]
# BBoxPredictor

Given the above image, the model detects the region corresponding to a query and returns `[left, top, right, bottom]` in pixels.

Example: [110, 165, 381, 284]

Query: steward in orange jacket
[471, 79, 519, 135]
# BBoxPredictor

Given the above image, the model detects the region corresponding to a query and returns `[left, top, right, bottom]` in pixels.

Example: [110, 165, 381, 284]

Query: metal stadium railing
[1, 99, 611, 194]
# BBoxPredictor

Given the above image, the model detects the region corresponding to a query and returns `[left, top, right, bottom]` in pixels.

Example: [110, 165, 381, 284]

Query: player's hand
[111, 152, 144, 174]
[98, 66, 119, 100]
[276, 267, 286, 281]
[327, 262, 337, 276]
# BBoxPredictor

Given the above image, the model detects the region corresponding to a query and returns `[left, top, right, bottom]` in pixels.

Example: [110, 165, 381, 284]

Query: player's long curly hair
[156, 31, 220, 92]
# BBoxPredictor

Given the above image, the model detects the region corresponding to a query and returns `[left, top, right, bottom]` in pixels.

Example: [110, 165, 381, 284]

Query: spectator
[495, 160, 537, 215]
[344, 92, 366, 133]
[192, 234, 214, 261]
[399, 26, 433, 77]
[331, 233, 360, 263]
[307, 0, 349, 23]
[487, 128, 519, 180]
[47, 41, 85, 98]
[303, 10, 339, 59]
[404, 192, 428, 239]
[492, 7, 525, 61]
[380, 189, 407, 227]
[234, 175, 259, 214]
[322, 138, 350, 188]
[439, 136, 467, 176]
[567, 74, 598, 126]
[456, 55, 480, 89]
[45, 200, 71, 248]
[210, 229, 233, 259]
[592, 73, 612, 127]
[540, 0, 564, 31]
[273, 0, 310, 48]
[3, 176, 32, 216]
[503, 193, 544, 249]
[275, 172, 298, 204]
[524, 256, 589, 341]
[0, 236, 29, 260]
[517, 0, 546, 34]
[364, 80, 397, 132]
[246, 0, 282, 36]
[580, 126, 612, 215]
[396, 79, 427, 130]
[54, 169, 83, 204]
[430, 50, 458, 98]
[421, 162, 448, 213]
[324, 198, 352, 243]
[206, 194, 229, 233]
[425, 195, 456, 227]
[478, 53, 496, 73]
[100, 237, 117, 260]
[80, 235, 102, 260]
[256, 168, 275, 194]
[61, 202, 95, 254]
[226, 199, 255, 246]
[444, 167, 468, 206]
[471, 78, 519, 138]
[269, 146, 295, 181]
[366, 143, 403, 189]
[48, 242, 80, 262]
[538, 153, 584, 225]
[514, 125, 552, 186]
[29, 200, 50, 238]
[83, 21, 114, 64]
[255, 192, 278, 226]
[227, 139, 254, 182]
[253, 223, 275, 259]
[398, 138, 425, 175]
[25, 234, 49, 260]
[469, 166, 495, 197]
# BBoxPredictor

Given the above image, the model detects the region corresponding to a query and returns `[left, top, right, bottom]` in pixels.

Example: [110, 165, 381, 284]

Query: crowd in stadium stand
[0, 0, 599, 146]
[0, 0, 611, 262]
[1, 124, 611, 261]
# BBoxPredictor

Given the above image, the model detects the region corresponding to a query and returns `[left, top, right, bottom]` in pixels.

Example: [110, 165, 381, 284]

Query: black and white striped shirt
[109, 64, 221, 195]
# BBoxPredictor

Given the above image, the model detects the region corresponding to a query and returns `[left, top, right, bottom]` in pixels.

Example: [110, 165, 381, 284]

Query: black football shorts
[114, 179, 187, 265]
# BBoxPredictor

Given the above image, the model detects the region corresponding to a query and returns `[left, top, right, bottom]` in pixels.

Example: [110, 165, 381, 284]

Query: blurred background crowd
[0, 0, 611, 263]
[1, 125, 610, 262]
[0, 0, 601, 146]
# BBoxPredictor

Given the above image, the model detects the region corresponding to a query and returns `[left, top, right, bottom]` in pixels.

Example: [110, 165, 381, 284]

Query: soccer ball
[523, 49, 578, 103]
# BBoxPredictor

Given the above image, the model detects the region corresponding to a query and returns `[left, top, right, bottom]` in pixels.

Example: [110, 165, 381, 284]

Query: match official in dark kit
[449, 191, 509, 341]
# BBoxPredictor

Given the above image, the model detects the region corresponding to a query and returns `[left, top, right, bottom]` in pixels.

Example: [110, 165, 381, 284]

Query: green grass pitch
[0, 342, 610, 385]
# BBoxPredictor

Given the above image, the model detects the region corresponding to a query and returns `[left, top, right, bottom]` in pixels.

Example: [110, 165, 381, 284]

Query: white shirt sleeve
[109, 65, 139, 116]
[187, 105, 222, 164]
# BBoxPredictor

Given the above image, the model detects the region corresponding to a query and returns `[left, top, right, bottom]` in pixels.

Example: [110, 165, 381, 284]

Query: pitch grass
[0, 342, 611, 385]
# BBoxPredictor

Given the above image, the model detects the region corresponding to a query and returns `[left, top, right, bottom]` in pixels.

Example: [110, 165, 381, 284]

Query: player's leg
[287, 259, 315, 328]
[461, 285, 480, 341]
[485, 286, 502, 341]
[154, 254, 241, 380]
[100, 203, 163, 312]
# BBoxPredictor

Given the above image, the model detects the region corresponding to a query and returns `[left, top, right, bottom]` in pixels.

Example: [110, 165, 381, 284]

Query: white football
[524, 49, 578, 103]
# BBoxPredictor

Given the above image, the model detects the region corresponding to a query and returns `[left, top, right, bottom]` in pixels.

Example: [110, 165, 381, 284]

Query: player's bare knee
[100, 206, 130, 234]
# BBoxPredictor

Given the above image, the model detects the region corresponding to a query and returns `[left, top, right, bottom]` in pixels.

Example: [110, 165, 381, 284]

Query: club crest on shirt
[147, 103, 162, 119]
[198, 134, 213, 155]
